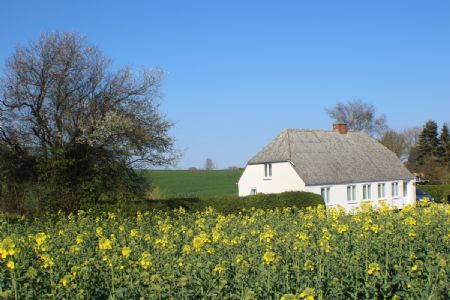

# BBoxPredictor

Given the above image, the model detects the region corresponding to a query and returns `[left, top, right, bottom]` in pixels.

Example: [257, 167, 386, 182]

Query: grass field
[142, 169, 244, 198]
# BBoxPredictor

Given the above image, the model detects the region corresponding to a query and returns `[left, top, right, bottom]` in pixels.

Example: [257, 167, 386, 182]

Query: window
[347, 185, 356, 202]
[392, 182, 399, 197]
[377, 183, 386, 198]
[264, 163, 272, 177]
[321, 187, 331, 204]
[403, 181, 408, 197]
[363, 184, 371, 200]
[250, 188, 257, 195]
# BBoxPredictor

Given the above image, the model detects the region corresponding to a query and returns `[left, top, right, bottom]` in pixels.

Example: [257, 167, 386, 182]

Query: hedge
[95, 191, 324, 215]
[418, 184, 450, 203]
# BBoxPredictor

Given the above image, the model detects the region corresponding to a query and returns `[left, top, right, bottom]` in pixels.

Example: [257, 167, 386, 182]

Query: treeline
[406, 121, 450, 183]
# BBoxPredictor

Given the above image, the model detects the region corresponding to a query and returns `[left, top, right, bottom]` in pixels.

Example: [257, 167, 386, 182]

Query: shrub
[148, 191, 324, 213]
[418, 184, 450, 203]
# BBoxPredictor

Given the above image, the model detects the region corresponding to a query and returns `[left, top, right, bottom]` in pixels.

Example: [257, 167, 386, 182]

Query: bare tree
[205, 158, 215, 170]
[0, 32, 177, 211]
[325, 100, 387, 138]
[401, 126, 422, 159]
[380, 130, 406, 158]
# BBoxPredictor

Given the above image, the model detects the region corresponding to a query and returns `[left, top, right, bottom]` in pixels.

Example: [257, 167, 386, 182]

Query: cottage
[238, 123, 416, 211]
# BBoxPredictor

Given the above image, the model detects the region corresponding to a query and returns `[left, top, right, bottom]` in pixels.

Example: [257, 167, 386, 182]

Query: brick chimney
[333, 122, 348, 134]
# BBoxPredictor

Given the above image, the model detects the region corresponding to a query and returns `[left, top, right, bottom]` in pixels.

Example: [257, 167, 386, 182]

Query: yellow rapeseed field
[0, 203, 449, 299]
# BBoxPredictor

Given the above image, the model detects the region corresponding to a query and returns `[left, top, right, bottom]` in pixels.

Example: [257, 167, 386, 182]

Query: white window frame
[250, 188, 257, 195]
[347, 185, 356, 202]
[392, 182, 399, 198]
[377, 183, 386, 199]
[363, 184, 371, 200]
[321, 187, 331, 204]
[264, 163, 272, 177]
[403, 181, 408, 197]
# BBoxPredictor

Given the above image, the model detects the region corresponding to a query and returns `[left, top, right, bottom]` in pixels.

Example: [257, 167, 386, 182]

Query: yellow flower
[69, 245, 80, 253]
[297, 232, 310, 241]
[299, 287, 315, 300]
[6, 260, 15, 270]
[403, 217, 416, 226]
[304, 260, 314, 271]
[7, 248, 15, 256]
[60, 276, 68, 287]
[370, 224, 380, 234]
[40, 254, 54, 269]
[76, 234, 84, 245]
[281, 294, 297, 300]
[96, 227, 103, 237]
[192, 232, 210, 251]
[140, 251, 152, 269]
[98, 238, 112, 250]
[367, 262, 380, 275]
[213, 264, 224, 273]
[122, 246, 132, 258]
[182, 244, 192, 254]
[337, 224, 349, 234]
[235, 254, 244, 264]
[411, 265, 418, 272]
[34, 232, 49, 248]
[263, 250, 276, 265]
[0, 247, 7, 259]
[130, 229, 139, 238]
[154, 238, 169, 248]
[259, 226, 275, 243]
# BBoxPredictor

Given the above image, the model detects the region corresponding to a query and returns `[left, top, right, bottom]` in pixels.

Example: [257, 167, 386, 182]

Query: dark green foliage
[438, 124, 450, 163]
[95, 191, 324, 215]
[418, 184, 450, 203]
[405, 146, 420, 172]
[413, 121, 450, 183]
[417, 120, 440, 164]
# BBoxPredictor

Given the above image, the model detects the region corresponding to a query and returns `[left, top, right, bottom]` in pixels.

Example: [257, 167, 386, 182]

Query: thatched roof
[248, 129, 414, 185]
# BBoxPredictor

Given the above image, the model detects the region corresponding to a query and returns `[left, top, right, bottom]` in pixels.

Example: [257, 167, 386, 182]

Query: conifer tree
[417, 120, 439, 165]
[438, 123, 450, 164]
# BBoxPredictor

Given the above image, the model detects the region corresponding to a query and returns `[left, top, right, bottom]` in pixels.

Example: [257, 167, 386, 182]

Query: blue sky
[1, 1, 449, 169]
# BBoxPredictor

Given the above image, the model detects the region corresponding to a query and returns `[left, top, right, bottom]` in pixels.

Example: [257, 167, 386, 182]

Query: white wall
[238, 162, 305, 196]
[306, 179, 416, 211]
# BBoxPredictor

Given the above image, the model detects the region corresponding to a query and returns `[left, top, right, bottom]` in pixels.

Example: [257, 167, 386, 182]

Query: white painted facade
[305, 180, 416, 211]
[238, 162, 416, 211]
[238, 162, 305, 196]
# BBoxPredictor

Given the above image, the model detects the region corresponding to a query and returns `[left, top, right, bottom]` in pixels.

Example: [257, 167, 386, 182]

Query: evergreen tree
[438, 123, 450, 164]
[417, 120, 439, 165]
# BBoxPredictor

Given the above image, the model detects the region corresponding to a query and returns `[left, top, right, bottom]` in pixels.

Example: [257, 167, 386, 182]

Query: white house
[238, 123, 416, 211]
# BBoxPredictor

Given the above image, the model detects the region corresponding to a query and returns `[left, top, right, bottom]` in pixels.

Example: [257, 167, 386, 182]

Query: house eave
[247, 160, 290, 165]
[305, 176, 416, 187]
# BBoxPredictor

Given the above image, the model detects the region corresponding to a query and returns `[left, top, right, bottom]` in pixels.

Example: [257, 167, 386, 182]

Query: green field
[142, 169, 244, 198]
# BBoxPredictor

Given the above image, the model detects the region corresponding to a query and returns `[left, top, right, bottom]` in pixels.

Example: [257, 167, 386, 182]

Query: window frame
[321, 187, 331, 204]
[264, 163, 272, 177]
[363, 184, 371, 201]
[250, 188, 257, 195]
[403, 181, 408, 197]
[392, 182, 399, 198]
[347, 185, 356, 202]
[377, 183, 386, 199]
